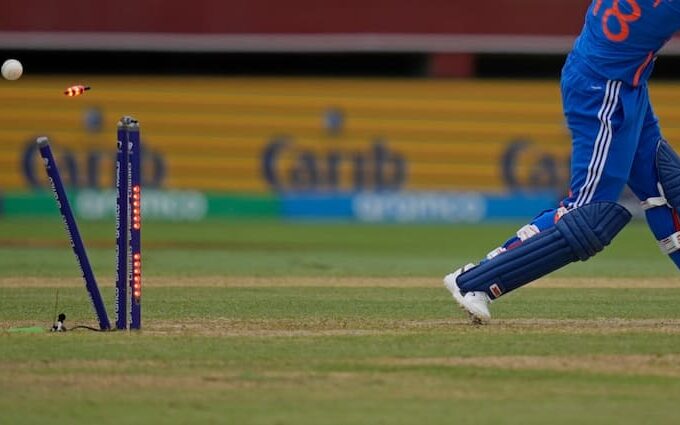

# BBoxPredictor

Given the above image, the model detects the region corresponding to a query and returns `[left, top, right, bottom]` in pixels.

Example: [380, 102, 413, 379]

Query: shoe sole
[443, 275, 487, 325]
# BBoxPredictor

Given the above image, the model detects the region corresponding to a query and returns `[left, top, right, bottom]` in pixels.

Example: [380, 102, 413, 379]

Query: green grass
[1, 217, 679, 424]
[0, 217, 676, 277]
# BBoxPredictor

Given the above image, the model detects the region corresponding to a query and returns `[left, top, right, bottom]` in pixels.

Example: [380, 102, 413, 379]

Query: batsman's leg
[444, 74, 643, 323]
[629, 104, 680, 268]
[444, 202, 631, 322]
[629, 138, 680, 268]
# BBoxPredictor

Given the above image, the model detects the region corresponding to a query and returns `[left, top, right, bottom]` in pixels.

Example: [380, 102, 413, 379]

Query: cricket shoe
[443, 264, 491, 324]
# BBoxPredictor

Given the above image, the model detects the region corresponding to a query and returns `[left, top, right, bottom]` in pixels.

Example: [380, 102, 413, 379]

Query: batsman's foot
[443, 264, 491, 324]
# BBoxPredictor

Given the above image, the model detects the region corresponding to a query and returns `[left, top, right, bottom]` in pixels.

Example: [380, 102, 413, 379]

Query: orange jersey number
[593, 0, 642, 42]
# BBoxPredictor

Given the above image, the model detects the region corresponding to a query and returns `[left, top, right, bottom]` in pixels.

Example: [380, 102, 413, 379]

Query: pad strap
[659, 232, 680, 254]
[642, 183, 669, 211]
[641, 196, 667, 210]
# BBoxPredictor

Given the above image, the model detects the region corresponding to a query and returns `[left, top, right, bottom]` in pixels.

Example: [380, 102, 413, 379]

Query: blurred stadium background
[7, 3, 680, 423]
[2, 0, 680, 223]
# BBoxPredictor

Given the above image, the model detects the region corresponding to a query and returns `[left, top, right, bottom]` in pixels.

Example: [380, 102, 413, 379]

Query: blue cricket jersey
[572, 0, 680, 86]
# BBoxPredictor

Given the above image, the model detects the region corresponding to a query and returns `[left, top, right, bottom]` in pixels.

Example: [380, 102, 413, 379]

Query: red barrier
[1, 0, 588, 35]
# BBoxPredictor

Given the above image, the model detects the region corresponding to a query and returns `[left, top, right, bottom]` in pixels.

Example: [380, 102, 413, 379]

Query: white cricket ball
[2, 59, 23, 81]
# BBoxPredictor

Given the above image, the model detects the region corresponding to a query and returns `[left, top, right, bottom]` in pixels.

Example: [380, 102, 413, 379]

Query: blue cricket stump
[127, 118, 142, 330]
[37, 136, 111, 331]
[115, 121, 130, 330]
[116, 116, 142, 330]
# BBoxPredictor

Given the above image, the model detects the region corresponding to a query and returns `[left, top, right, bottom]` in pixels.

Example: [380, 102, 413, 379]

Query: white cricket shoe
[443, 264, 492, 324]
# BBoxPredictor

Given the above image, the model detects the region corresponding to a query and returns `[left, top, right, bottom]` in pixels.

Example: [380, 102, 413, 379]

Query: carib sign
[21, 137, 166, 189]
[262, 135, 407, 192]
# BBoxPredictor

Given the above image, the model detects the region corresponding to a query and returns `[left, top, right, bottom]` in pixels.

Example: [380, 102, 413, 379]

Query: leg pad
[657, 139, 680, 208]
[458, 202, 631, 299]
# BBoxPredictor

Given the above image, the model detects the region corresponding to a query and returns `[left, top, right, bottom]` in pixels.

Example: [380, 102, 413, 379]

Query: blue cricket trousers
[522, 52, 680, 267]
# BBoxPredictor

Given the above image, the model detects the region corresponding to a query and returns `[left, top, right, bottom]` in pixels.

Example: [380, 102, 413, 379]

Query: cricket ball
[2, 59, 23, 81]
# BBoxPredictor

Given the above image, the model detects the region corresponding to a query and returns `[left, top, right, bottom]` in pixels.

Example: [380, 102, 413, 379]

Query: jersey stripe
[573, 80, 614, 207]
[582, 81, 622, 205]
[574, 80, 622, 207]
[633, 52, 654, 87]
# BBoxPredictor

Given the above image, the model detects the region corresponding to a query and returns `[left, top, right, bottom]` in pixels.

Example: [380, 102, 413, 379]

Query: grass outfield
[2, 217, 680, 424]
